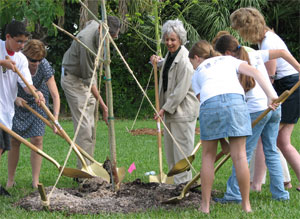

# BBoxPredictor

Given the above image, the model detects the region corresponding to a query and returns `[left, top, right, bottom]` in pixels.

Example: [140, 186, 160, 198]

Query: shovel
[21, 102, 114, 182]
[162, 150, 228, 204]
[149, 61, 173, 184]
[167, 140, 201, 177]
[10, 60, 109, 181]
[0, 122, 93, 178]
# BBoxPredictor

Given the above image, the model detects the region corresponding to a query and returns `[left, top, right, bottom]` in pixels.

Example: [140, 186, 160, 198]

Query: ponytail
[215, 35, 255, 92]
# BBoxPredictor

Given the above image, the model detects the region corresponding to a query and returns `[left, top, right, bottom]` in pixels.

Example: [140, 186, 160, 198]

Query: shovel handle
[0, 122, 60, 168]
[251, 90, 290, 127]
[22, 101, 102, 165]
[153, 61, 164, 178]
[191, 140, 202, 155]
[10, 61, 90, 169]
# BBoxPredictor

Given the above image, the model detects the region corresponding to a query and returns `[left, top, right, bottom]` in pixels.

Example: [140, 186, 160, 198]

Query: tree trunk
[79, 0, 99, 30]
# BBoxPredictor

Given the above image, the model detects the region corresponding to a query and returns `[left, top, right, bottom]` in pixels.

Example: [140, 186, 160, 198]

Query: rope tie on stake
[108, 117, 115, 120]
[103, 76, 111, 81]
[41, 198, 50, 207]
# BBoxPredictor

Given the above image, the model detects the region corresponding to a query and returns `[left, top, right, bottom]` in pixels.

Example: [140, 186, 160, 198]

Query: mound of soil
[15, 178, 209, 214]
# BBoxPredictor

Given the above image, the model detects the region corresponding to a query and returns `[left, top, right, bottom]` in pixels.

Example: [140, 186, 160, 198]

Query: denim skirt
[199, 93, 252, 140]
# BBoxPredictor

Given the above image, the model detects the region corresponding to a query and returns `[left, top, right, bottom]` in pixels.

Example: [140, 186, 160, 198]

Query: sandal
[0, 185, 11, 196]
[6, 181, 16, 189]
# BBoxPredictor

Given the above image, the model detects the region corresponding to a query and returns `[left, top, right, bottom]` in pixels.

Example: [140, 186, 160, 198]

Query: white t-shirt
[0, 39, 32, 129]
[192, 56, 245, 105]
[246, 50, 270, 113]
[259, 31, 296, 79]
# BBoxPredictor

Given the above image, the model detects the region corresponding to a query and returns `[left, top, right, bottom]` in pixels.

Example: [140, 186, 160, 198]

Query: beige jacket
[159, 46, 199, 122]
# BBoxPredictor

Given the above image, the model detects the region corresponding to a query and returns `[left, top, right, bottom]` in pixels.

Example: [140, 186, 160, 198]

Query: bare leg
[278, 123, 300, 189]
[6, 137, 21, 188]
[30, 136, 43, 188]
[251, 138, 266, 191]
[200, 139, 218, 214]
[229, 136, 251, 213]
[277, 149, 292, 189]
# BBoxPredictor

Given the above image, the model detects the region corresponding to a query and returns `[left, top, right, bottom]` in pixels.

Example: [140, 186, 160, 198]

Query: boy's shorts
[0, 129, 11, 154]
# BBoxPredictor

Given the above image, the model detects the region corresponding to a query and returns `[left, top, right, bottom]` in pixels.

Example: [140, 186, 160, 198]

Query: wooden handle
[22, 101, 101, 165]
[10, 60, 89, 169]
[191, 140, 202, 155]
[153, 61, 164, 177]
[0, 122, 60, 168]
[251, 90, 290, 127]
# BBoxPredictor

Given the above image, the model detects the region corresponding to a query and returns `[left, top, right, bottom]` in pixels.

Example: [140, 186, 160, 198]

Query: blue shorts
[199, 93, 252, 140]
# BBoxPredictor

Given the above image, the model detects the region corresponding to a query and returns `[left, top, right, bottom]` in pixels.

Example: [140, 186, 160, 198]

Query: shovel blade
[167, 155, 195, 177]
[117, 167, 126, 183]
[149, 173, 174, 184]
[60, 167, 95, 179]
[88, 163, 110, 182]
[162, 194, 184, 204]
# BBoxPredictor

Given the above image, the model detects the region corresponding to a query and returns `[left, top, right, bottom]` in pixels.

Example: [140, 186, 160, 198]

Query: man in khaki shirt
[61, 16, 120, 169]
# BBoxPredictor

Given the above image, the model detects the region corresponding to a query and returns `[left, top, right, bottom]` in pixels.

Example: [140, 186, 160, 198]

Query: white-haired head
[161, 19, 187, 45]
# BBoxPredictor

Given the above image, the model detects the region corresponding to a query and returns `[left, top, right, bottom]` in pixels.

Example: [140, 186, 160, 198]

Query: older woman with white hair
[150, 19, 199, 184]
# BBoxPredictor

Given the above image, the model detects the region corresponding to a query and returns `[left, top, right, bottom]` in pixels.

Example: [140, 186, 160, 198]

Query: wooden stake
[37, 183, 49, 211]
[100, 0, 119, 189]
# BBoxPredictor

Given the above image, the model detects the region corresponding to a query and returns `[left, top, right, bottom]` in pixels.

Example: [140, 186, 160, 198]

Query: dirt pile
[15, 178, 205, 214]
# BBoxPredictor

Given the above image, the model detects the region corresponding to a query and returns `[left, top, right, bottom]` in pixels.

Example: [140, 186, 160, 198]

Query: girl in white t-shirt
[214, 34, 300, 203]
[230, 7, 300, 192]
[189, 40, 278, 213]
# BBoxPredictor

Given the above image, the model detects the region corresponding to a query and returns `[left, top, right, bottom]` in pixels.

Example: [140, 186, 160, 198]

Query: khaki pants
[61, 73, 96, 169]
[164, 119, 196, 184]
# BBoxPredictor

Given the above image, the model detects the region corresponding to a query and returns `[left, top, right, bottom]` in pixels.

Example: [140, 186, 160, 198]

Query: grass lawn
[0, 119, 299, 218]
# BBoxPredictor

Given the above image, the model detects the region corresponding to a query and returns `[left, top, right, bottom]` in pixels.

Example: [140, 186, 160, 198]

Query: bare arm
[91, 84, 108, 125]
[239, 63, 278, 108]
[264, 59, 277, 78]
[269, 49, 300, 75]
[23, 85, 45, 105]
[0, 59, 16, 71]
[46, 76, 60, 120]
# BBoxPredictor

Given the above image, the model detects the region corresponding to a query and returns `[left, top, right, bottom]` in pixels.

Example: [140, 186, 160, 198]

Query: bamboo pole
[154, 0, 161, 57]
[93, 24, 104, 149]
[154, 0, 163, 182]
[52, 23, 104, 62]
[100, 0, 119, 189]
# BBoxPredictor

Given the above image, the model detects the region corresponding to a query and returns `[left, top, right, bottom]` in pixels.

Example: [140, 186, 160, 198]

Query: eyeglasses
[12, 37, 27, 45]
[27, 56, 43, 63]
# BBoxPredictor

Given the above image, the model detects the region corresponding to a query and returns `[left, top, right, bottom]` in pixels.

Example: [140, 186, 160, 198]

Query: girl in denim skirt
[188, 40, 278, 213]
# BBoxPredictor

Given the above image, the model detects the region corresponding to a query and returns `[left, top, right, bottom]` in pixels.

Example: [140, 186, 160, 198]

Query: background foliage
[0, 0, 299, 118]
